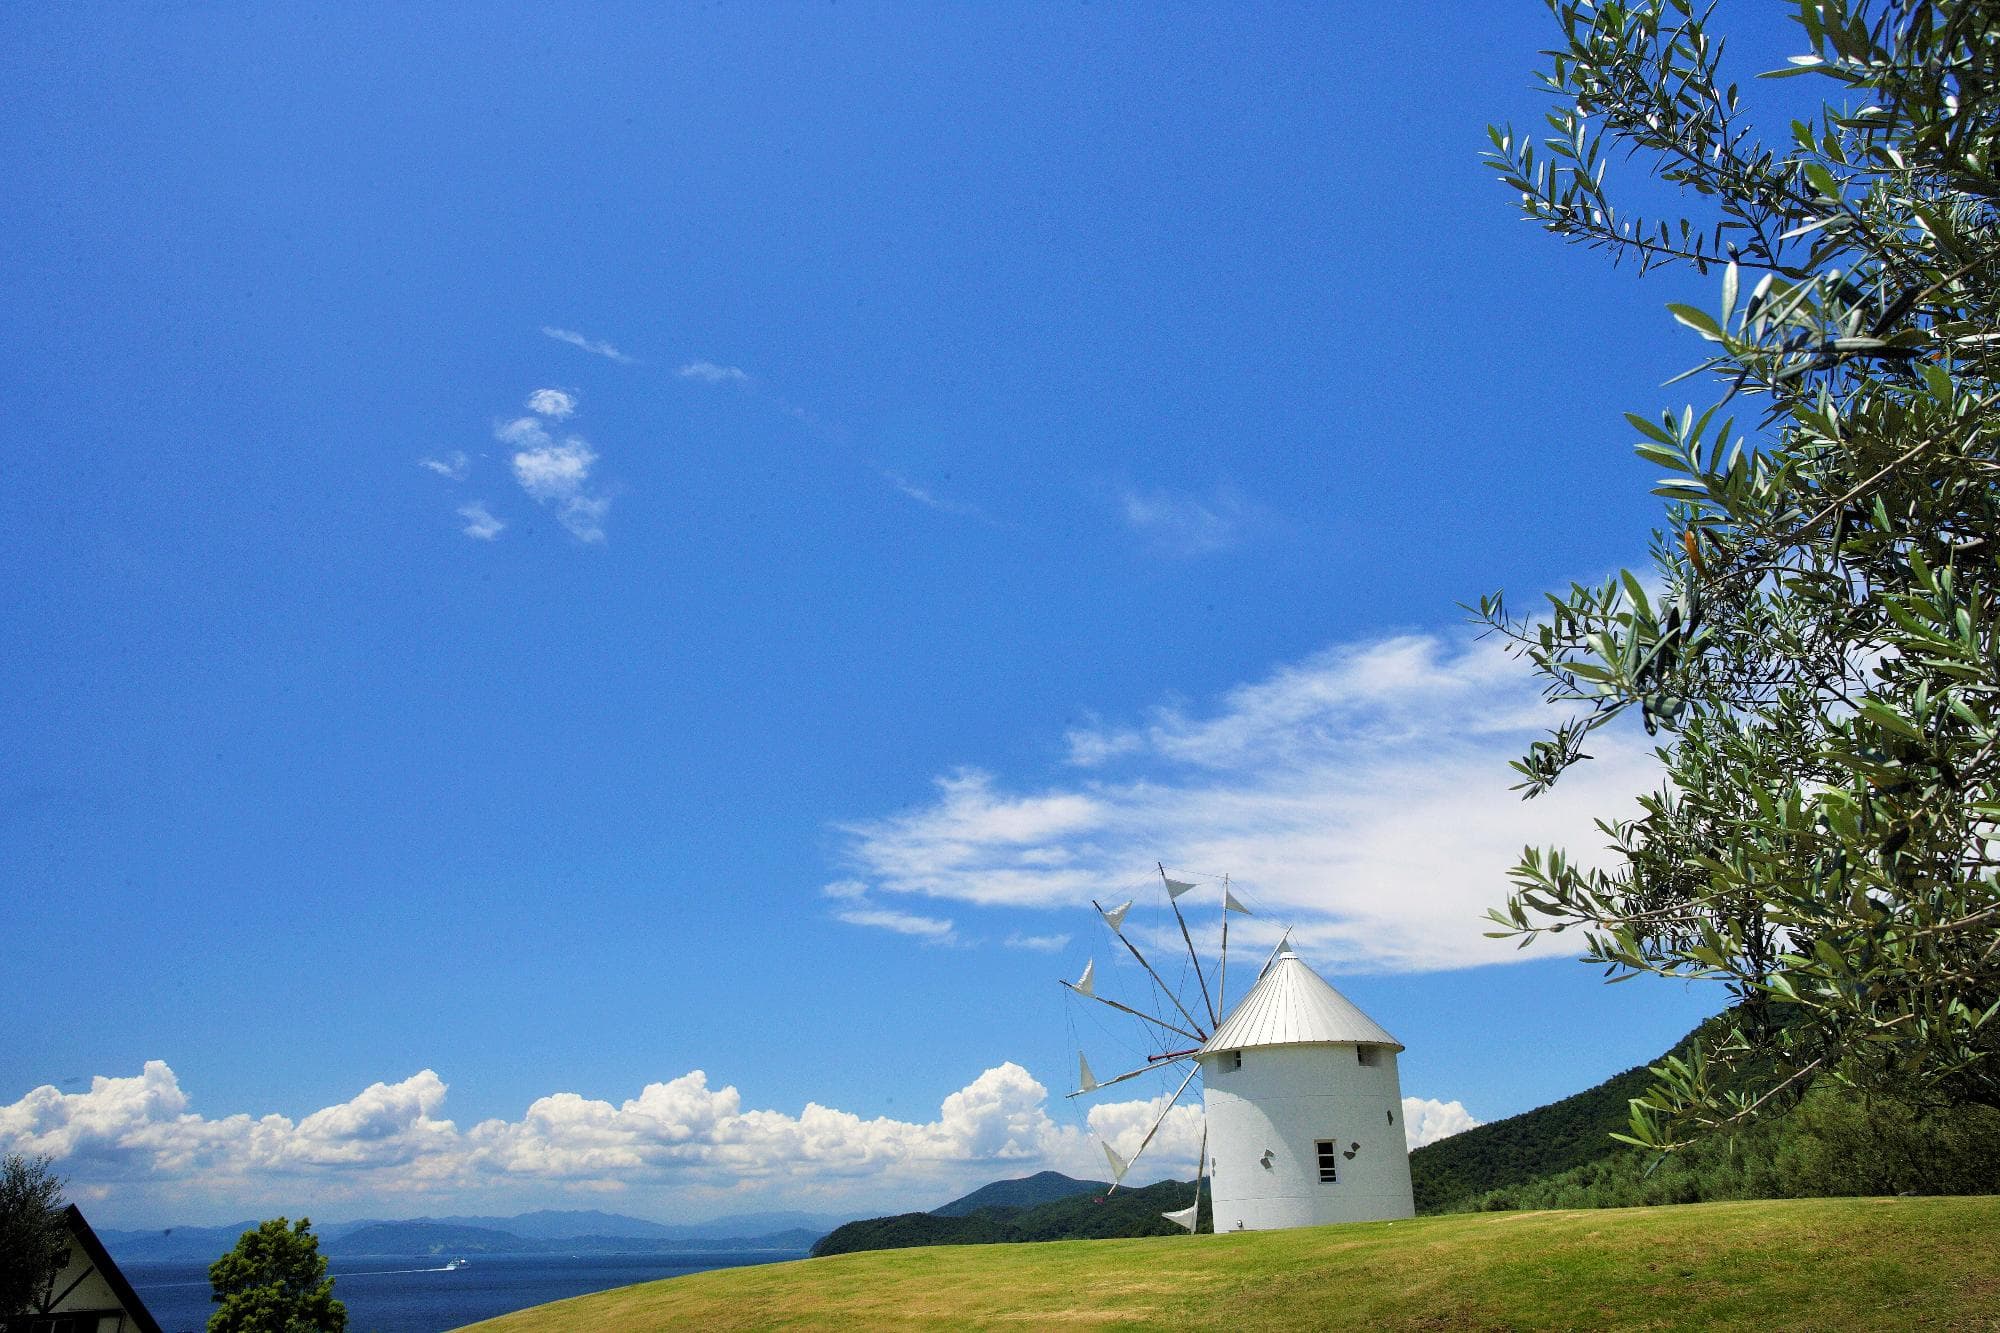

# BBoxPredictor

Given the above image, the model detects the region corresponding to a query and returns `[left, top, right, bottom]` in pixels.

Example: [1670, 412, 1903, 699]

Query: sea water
[125, 1249, 809, 1333]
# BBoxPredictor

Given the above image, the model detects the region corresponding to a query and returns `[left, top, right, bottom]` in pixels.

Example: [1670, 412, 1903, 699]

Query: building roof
[1199, 941, 1402, 1055]
[61, 1204, 165, 1333]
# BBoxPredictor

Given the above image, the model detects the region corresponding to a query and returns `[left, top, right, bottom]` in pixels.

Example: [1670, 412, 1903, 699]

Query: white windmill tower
[1064, 869, 1415, 1232]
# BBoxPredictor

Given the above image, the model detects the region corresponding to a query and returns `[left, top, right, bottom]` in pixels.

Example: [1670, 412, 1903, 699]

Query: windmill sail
[1074, 959, 1095, 996]
[1164, 877, 1196, 899]
[1100, 900, 1133, 931]
[1077, 1051, 1099, 1093]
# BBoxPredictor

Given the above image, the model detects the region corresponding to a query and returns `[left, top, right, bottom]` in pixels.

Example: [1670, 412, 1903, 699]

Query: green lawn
[456, 1196, 2000, 1331]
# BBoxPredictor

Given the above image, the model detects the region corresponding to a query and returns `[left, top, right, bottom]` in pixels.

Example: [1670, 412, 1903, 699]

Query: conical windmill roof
[1199, 942, 1402, 1054]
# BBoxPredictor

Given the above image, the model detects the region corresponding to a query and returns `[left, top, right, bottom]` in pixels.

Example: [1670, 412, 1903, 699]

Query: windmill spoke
[1160, 864, 1217, 1028]
[1060, 982, 1204, 1044]
[1092, 898, 1210, 1039]
[1102, 1060, 1199, 1197]
[1067, 1051, 1190, 1099]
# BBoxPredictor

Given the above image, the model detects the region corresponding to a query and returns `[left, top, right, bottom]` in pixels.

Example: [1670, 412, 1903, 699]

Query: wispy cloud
[879, 470, 997, 524]
[541, 326, 635, 365]
[458, 502, 505, 541]
[499, 390, 614, 543]
[832, 632, 1657, 973]
[678, 360, 749, 384]
[419, 451, 470, 482]
[1119, 486, 1250, 557]
[1, 1058, 1479, 1224]
[1003, 932, 1071, 953]
[823, 879, 956, 944]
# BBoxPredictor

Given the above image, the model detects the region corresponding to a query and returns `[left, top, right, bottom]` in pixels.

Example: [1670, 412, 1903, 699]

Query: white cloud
[834, 632, 1658, 972]
[834, 907, 956, 941]
[825, 879, 957, 943]
[3, 1061, 1476, 1224]
[511, 439, 598, 502]
[526, 389, 576, 420]
[419, 451, 470, 481]
[497, 405, 612, 543]
[678, 360, 748, 383]
[1003, 932, 1071, 953]
[0, 1061, 1118, 1223]
[541, 327, 634, 364]
[458, 502, 505, 541]
[1401, 1096, 1480, 1149]
[1120, 486, 1249, 556]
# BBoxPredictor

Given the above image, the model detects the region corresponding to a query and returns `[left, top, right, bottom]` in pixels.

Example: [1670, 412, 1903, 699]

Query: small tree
[0, 1154, 69, 1317]
[208, 1218, 346, 1333]
[1478, 0, 2000, 1150]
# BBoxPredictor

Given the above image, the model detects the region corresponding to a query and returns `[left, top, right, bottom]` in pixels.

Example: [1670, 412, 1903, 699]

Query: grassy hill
[457, 1195, 2000, 1331]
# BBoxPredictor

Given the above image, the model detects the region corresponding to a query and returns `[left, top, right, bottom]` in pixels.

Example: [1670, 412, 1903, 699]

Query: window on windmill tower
[1356, 1045, 1380, 1067]
[1227, 1050, 1242, 1072]
[1315, 1139, 1339, 1183]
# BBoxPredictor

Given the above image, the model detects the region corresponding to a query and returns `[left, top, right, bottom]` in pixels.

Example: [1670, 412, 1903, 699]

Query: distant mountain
[98, 1222, 265, 1262]
[329, 1222, 528, 1256]
[325, 1221, 826, 1257]
[101, 1209, 845, 1266]
[931, 1171, 1109, 1217]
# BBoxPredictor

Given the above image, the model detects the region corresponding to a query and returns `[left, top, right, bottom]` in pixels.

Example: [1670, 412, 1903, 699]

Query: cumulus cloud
[833, 632, 1658, 972]
[3, 1061, 1476, 1222]
[678, 360, 748, 384]
[497, 401, 613, 543]
[541, 327, 634, 364]
[1120, 486, 1250, 556]
[458, 502, 505, 541]
[0, 1061, 1140, 1222]
[1401, 1097, 1480, 1148]
[419, 451, 470, 481]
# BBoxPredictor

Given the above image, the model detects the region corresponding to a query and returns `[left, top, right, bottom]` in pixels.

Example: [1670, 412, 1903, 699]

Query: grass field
[457, 1196, 2000, 1331]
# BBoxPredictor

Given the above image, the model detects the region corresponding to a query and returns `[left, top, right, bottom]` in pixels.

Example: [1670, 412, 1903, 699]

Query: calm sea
[125, 1249, 809, 1333]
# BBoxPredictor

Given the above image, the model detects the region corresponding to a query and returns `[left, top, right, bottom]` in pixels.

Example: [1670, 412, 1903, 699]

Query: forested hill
[930, 1171, 1108, 1217]
[1407, 1041, 1682, 1214]
[811, 1179, 1205, 1257]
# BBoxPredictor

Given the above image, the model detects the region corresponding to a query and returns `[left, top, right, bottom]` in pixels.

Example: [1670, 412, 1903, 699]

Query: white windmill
[1063, 868, 1416, 1232]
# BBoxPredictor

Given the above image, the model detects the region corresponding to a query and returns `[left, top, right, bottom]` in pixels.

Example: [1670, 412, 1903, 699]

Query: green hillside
[458, 1196, 2000, 1331]
[812, 1179, 1205, 1257]
[1407, 1045, 1670, 1213]
[930, 1170, 1107, 1217]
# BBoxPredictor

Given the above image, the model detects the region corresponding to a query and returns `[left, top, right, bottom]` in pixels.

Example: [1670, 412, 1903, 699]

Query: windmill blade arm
[1102, 1060, 1199, 1197]
[1066, 1054, 1190, 1099]
[1060, 982, 1203, 1044]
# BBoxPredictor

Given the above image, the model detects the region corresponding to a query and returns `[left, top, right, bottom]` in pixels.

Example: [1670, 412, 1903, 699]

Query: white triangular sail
[1100, 900, 1132, 932]
[1075, 959, 1095, 997]
[1162, 1199, 1199, 1231]
[1164, 877, 1196, 899]
[1078, 1051, 1099, 1093]
[1102, 1141, 1129, 1181]
[1224, 890, 1252, 915]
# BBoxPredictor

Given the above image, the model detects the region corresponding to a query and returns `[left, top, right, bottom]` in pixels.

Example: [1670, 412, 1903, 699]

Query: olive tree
[208, 1218, 346, 1333]
[1477, 0, 2000, 1149]
[0, 1154, 69, 1317]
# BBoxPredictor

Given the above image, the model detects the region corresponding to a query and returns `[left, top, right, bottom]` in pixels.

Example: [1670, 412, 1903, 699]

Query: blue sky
[2, 3, 1807, 1227]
